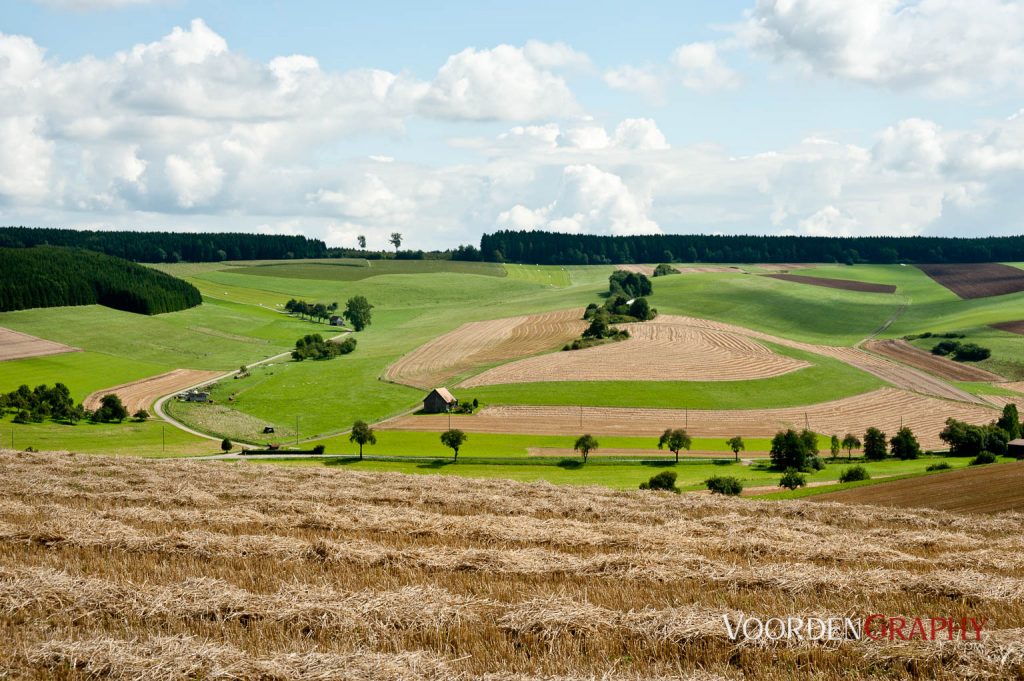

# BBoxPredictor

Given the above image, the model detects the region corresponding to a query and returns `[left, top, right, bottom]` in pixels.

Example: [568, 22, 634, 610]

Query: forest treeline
[478, 230, 1024, 265]
[0, 227, 327, 262]
[0, 246, 201, 315]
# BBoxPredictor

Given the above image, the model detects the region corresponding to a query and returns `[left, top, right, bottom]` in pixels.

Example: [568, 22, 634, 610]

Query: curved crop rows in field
[864, 339, 1003, 382]
[462, 319, 809, 386]
[384, 309, 586, 390]
[663, 315, 984, 404]
[83, 369, 223, 414]
[383, 387, 1019, 449]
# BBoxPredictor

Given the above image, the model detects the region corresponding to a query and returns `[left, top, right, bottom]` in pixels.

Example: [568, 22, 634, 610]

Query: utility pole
[579, 405, 583, 429]
[685, 408, 688, 429]
[804, 412, 809, 430]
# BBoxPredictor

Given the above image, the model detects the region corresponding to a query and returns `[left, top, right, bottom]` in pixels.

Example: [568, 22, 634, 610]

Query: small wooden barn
[1008, 439, 1024, 458]
[423, 388, 457, 414]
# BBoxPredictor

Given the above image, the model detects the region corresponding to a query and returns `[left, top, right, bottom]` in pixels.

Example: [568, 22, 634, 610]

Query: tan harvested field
[384, 309, 586, 389]
[615, 263, 655, 275]
[662, 315, 984, 404]
[2, 451, 1023, 680]
[383, 388, 1020, 449]
[813, 462, 1024, 514]
[0, 326, 79, 362]
[1002, 381, 1024, 394]
[864, 339, 1003, 382]
[462, 318, 809, 387]
[83, 368, 224, 414]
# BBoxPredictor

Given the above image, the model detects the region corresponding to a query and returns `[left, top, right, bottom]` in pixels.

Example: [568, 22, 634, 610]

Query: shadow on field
[556, 459, 584, 469]
[418, 459, 455, 469]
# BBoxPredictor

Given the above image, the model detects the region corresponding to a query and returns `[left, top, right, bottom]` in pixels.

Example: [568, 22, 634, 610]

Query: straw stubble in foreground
[1, 451, 1022, 679]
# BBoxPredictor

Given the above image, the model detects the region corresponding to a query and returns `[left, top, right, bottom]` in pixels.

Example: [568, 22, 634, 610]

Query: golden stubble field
[1, 451, 1023, 680]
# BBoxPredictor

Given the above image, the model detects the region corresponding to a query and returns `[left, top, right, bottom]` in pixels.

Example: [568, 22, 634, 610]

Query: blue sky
[1, 0, 1023, 249]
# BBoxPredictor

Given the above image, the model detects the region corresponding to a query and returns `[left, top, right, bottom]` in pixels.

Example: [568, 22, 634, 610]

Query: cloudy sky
[2, 0, 1023, 250]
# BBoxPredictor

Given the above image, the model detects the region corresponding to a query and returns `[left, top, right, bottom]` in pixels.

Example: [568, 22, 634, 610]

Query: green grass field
[0, 413, 213, 457]
[7, 258, 1024, 497]
[247, 451, 976, 490]
[302, 430, 774, 458]
[464, 344, 884, 410]
[0, 351, 170, 402]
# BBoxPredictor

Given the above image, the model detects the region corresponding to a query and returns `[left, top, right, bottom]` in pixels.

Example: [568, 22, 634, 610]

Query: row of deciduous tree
[1, 385, 134, 424]
[0, 246, 201, 314]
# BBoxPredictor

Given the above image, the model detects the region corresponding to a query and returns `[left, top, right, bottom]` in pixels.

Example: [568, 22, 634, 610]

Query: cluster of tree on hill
[479, 230, 1024, 265]
[1, 384, 137, 424]
[653, 263, 680, 276]
[931, 339, 991, 362]
[0, 227, 327, 262]
[0, 246, 201, 314]
[291, 333, 357, 361]
[940, 405, 1022, 460]
[284, 296, 374, 331]
[564, 273, 658, 351]
[284, 299, 338, 323]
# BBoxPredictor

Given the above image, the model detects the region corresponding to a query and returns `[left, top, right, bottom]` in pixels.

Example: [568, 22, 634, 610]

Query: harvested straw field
[764, 274, 896, 294]
[918, 263, 1024, 299]
[383, 388, 1019, 449]
[652, 316, 983, 404]
[615, 264, 655, 275]
[82, 368, 223, 414]
[813, 462, 1024, 514]
[0, 326, 79, 362]
[461, 319, 809, 387]
[384, 309, 586, 389]
[864, 339, 1003, 382]
[2, 451, 1023, 680]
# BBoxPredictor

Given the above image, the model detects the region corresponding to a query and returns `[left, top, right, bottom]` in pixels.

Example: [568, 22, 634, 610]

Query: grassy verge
[243, 453, 972, 490]
[0, 414, 214, 458]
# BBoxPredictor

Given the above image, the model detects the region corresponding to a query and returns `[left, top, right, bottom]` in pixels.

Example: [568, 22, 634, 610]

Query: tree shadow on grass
[556, 459, 584, 469]
[639, 460, 677, 468]
[418, 459, 455, 469]
[322, 457, 362, 466]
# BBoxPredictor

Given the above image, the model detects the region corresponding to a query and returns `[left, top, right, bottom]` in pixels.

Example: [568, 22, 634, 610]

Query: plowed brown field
[0, 327, 79, 362]
[461, 318, 808, 386]
[918, 263, 1024, 299]
[2, 451, 1023, 679]
[812, 462, 1024, 514]
[864, 339, 1002, 381]
[382, 387, 1018, 449]
[992, 320, 1024, 336]
[384, 309, 587, 389]
[83, 369, 223, 414]
[765, 274, 896, 294]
